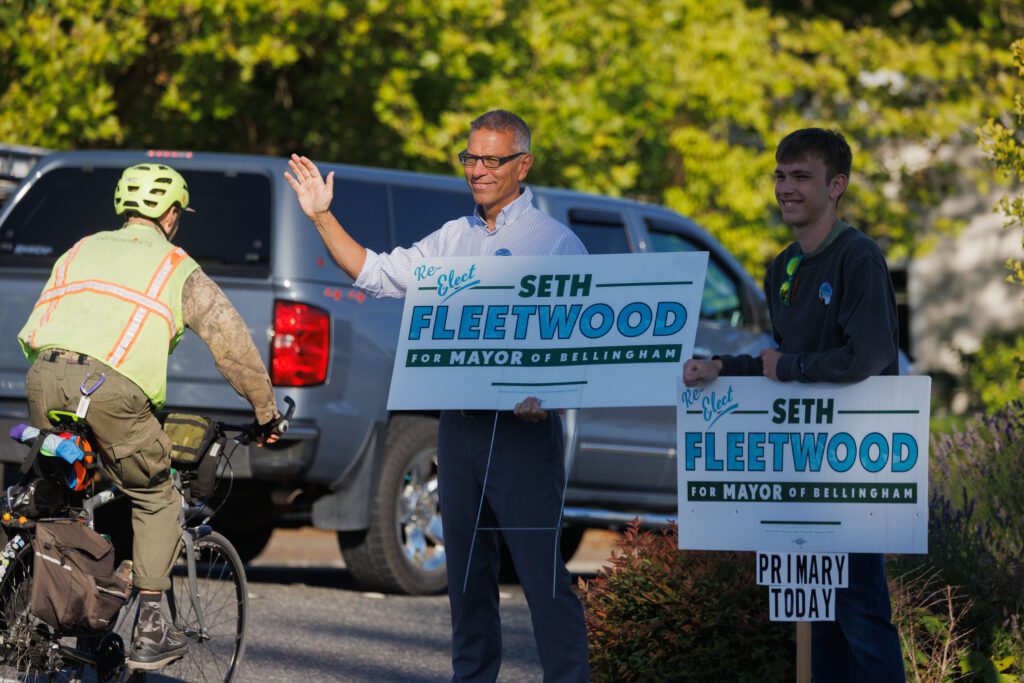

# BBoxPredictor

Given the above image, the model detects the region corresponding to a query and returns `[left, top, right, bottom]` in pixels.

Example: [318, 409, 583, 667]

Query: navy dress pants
[438, 410, 589, 683]
[811, 553, 904, 682]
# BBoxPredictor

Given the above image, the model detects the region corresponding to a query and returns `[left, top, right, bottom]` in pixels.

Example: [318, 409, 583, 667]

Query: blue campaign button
[818, 282, 833, 305]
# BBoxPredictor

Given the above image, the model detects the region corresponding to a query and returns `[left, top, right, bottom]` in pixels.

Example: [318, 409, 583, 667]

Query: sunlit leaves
[0, 0, 1012, 277]
[978, 38, 1024, 289]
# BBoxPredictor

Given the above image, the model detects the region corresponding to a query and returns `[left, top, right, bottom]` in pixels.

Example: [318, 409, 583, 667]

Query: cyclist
[17, 162, 281, 672]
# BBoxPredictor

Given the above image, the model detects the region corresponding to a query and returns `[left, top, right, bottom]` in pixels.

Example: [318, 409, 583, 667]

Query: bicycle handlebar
[218, 396, 296, 445]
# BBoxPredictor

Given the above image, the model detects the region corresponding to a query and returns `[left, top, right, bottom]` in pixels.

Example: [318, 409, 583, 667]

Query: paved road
[235, 566, 539, 682]
[190, 528, 616, 682]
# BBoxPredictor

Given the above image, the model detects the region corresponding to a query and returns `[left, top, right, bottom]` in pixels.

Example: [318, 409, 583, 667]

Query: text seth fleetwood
[683, 390, 919, 504]
[406, 267, 688, 368]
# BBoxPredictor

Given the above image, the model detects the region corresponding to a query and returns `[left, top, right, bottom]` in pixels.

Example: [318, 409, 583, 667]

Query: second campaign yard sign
[387, 253, 708, 410]
[677, 376, 931, 554]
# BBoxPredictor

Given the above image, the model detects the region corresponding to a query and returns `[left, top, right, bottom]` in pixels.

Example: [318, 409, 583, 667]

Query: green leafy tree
[961, 331, 1024, 412]
[0, 0, 1014, 276]
[0, 0, 146, 147]
[977, 36, 1024, 401]
[979, 37, 1024, 286]
[407, 0, 1013, 273]
[762, 0, 1024, 39]
[0, 0, 511, 168]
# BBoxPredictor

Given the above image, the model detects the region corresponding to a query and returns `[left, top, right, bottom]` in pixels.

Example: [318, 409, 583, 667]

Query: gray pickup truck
[0, 150, 773, 594]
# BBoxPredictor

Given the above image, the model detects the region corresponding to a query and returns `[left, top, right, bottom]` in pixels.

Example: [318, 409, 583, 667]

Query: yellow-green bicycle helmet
[113, 163, 192, 218]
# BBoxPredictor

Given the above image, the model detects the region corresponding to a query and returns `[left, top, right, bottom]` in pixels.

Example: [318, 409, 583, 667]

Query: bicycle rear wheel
[161, 531, 248, 683]
[0, 534, 77, 681]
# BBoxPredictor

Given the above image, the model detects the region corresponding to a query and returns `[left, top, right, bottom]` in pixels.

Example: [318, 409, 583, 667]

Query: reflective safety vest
[19, 223, 199, 408]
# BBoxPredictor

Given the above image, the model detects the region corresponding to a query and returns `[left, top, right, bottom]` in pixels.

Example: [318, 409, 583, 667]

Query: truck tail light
[271, 300, 330, 386]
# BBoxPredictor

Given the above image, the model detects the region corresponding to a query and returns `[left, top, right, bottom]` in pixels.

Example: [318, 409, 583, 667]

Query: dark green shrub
[580, 522, 792, 682]
[893, 402, 1024, 675]
[960, 331, 1024, 413]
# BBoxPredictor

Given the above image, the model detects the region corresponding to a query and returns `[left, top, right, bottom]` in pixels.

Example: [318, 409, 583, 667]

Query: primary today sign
[387, 253, 708, 410]
[676, 376, 931, 554]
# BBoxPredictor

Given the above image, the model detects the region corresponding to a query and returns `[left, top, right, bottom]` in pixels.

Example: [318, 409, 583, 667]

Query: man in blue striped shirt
[286, 110, 590, 683]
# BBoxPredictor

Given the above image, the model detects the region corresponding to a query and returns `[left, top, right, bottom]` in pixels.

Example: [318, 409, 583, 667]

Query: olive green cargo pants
[25, 352, 180, 591]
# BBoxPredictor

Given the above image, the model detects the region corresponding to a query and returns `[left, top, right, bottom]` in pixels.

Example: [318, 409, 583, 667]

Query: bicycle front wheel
[162, 530, 248, 683]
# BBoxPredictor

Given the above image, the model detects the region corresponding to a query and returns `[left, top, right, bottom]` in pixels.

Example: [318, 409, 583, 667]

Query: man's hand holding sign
[514, 396, 547, 422]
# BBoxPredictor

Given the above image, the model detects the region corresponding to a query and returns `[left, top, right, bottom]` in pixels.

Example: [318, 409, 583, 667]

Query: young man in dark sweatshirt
[683, 128, 904, 681]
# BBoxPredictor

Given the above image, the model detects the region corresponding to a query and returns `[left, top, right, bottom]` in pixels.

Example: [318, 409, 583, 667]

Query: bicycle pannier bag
[189, 436, 224, 500]
[163, 413, 216, 468]
[2, 478, 63, 519]
[31, 520, 130, 632]
[163, 413, 222, 500]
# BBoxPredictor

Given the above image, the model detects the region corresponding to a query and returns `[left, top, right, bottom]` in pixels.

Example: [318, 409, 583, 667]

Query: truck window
[567, 209, 630, 254]
[391, 185, 473, 249]
[646, 220, 745, 327]
[0, 166, 273, 278]
[0, 144, 48, 209]
[328, 178, 389, 254]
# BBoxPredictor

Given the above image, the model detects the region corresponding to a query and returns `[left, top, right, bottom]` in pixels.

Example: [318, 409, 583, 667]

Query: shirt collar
[122, 220, 169, 241]
[803, 219, 849, 257]
[472, 186, 534, 234]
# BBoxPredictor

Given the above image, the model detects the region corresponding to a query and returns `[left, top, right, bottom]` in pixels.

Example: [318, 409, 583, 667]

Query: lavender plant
[896, 402, 1024, 672]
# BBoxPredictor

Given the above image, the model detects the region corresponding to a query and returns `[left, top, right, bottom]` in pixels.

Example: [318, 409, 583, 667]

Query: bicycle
[0, 396, 294, 682]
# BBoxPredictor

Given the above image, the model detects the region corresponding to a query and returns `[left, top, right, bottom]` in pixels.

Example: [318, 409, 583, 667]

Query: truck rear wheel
[211, 484, 276, 564]
[338, 415, 446, 594]
[217, 525, 274, 565]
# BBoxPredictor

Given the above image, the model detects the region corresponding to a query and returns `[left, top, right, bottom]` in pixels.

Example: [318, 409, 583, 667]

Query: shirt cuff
[352, 249, 380, 294]
[255, 397, 277, 425]
[715, 354, 759, 377]
[776, 354, 798, 382]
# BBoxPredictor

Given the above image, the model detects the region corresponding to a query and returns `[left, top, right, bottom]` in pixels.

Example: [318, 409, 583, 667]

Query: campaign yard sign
[388, 253, 708, 410]
[677, 376, 931, 554]
[756, 552, 849, 621]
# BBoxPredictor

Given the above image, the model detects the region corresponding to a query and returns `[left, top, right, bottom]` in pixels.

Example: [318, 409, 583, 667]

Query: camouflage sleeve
[182, 270, 277, 424]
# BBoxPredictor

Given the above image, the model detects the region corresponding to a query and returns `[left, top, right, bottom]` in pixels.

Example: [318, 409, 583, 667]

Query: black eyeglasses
[458, 150, 526, 169]
[779, 254, 803, 306]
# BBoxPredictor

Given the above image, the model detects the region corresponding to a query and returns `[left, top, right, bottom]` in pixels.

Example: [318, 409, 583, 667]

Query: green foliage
[959, 650, 1021, 683]
[0, 1, 1014, 276]
[762, 0, 1024, 42]
[889, 569, 973, 682]
[579, 522, 792, 682]
[0, 0, 147, 147]
[894, 403, 1024, 677]
[960, 330, 1024, 413]
[979, 37, 1024, 290]
[400, 0, 1015, 273]
[0, 0, 512, 168]
[930, 412, 971, 435]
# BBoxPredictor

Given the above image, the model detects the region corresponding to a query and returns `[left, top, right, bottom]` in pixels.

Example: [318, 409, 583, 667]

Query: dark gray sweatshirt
[718, 222, 899, 381]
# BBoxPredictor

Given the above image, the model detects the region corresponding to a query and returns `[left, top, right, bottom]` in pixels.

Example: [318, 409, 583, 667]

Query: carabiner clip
[80, 372, 107, 397]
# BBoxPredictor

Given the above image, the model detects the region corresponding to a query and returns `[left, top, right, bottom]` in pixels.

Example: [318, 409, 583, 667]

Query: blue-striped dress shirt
[354, 186, 587, 298]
